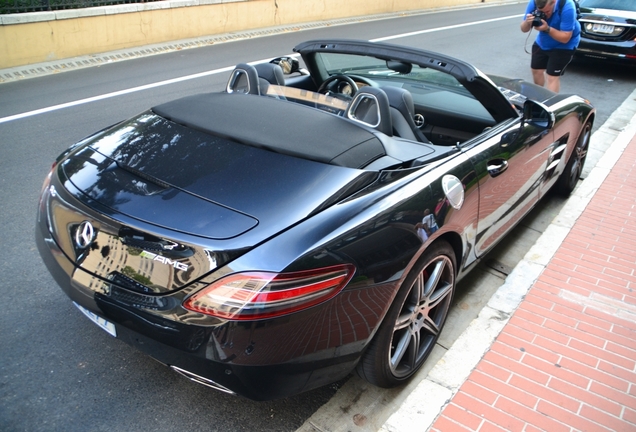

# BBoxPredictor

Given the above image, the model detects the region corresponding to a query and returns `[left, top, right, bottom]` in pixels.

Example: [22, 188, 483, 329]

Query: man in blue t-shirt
[520, 0, 581, 93]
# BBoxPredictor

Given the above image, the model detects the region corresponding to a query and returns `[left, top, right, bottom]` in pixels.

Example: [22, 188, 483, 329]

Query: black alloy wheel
[357, 240, 456, 387]
[556, 120, 592, 196]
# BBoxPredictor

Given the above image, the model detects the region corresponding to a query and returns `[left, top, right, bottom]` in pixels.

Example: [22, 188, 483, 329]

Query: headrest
[226, 63, 260, 95]
[254, 63, 285, 86]
[346, 87, 393, 136]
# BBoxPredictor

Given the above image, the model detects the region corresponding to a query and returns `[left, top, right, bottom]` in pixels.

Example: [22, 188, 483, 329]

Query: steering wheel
[317, 74, 359, 97]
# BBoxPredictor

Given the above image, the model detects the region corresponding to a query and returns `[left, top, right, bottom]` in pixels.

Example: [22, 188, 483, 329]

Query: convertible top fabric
[152, 92, 386, 169]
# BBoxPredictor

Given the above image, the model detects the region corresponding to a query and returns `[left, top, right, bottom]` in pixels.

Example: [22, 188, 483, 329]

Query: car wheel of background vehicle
[556, 120, 591, 197]
[356, 240, 456, 388]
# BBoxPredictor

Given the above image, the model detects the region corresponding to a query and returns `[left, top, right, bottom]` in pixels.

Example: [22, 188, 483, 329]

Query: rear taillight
[183, 264, 355, 320]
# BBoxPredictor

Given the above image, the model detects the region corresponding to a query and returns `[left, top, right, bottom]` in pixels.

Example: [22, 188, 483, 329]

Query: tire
[356, 240, 456, 388]
[556, 120, 591, 197]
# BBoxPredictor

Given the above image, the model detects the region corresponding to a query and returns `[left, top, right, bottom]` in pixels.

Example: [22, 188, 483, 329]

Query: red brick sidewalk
[431, 134, 636, 431]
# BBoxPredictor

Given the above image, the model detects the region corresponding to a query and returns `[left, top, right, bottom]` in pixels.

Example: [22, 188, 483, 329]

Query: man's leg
[545, 49, 574, 93]
[545, 74, 560, 93]
[530, 43, 549, 88]
[532, 68, 546, 87]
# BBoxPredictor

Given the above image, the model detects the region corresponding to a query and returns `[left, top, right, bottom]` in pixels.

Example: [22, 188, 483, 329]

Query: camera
[531, 10, 547, 27]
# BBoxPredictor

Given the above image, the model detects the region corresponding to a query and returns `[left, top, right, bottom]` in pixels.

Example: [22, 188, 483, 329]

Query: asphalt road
[1, 2, 634, 431]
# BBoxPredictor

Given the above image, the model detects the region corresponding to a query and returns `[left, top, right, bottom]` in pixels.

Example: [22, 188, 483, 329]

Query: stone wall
[0, 0, 513, 68]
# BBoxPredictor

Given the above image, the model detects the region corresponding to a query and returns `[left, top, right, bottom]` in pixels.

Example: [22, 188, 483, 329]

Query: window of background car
[579, 0, 636, 12]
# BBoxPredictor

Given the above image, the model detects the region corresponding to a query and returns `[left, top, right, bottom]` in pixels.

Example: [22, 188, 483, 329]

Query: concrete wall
[0, 0, 507, 69]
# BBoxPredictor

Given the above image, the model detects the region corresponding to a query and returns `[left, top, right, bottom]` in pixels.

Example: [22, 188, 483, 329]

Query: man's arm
[521, 14, 535, 33]
[537, 22, 573, 43]
[521, 1, 537, 33]
[540, 0, 576, 44]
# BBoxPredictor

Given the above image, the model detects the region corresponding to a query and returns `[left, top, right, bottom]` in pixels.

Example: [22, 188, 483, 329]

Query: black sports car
[36, 39, 594, 401]
[576, 0, 636, 63]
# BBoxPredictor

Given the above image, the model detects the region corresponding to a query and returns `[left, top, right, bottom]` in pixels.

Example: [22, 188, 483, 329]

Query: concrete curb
[380, 88, 636, 432]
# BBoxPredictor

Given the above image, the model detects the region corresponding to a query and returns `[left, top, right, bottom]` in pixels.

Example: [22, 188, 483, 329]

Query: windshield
[313, 51, 494, 124]
[316, 52, 472, 97]
[579, 0, 636, 12]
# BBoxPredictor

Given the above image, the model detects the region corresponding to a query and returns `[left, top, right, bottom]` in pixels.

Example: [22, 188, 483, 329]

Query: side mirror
[270, 57, 301, 74]
[522, 99, 554, 129]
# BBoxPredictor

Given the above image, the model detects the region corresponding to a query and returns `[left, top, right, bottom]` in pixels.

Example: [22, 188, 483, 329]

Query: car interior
[225, 57, 500, 150]
[155, 49, 532, 172]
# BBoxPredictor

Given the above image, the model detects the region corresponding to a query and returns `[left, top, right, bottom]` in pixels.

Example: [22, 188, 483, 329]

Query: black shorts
[531, 43, 575, 76]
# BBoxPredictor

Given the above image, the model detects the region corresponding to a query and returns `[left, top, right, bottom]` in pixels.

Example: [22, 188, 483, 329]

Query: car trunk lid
[48, 113, 375, 294]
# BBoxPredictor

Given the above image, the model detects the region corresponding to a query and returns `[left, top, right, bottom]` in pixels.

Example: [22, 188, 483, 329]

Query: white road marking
[0, 66, 238, 125]
[370, 14, 521, 42]
[0, 14, 521, 125]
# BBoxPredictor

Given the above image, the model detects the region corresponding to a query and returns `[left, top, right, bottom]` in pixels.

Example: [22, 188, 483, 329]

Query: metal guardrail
[0, 0, 157, 14]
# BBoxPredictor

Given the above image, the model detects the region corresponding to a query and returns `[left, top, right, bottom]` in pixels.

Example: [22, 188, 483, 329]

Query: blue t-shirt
[524, 0, 581, 50]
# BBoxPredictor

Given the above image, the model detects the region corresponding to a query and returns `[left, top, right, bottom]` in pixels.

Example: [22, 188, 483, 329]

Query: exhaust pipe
[170, 365, 236, 396]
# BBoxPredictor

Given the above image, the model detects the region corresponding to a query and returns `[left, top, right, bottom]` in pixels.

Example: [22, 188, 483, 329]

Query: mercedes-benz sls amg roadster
[36, 39, 594, 401]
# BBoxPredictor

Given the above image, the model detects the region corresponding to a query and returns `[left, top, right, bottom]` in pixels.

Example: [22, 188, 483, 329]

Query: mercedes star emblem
[75, 221, 95, 249]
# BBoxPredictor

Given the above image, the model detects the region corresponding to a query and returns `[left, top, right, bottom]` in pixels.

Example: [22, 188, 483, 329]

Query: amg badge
[140, 250, 189, 271]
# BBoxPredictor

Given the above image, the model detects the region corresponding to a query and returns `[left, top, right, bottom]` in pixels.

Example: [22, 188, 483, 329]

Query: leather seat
[254, 63, 285, 86]
[254, 63, 286, 98]
[381, 86, 429, 143]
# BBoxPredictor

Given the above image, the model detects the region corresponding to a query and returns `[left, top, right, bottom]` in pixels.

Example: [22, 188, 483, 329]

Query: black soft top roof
[152, 92, 386, 169]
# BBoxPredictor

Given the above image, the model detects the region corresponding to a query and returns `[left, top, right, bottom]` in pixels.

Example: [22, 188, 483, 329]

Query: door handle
[487, 159, 508, 177]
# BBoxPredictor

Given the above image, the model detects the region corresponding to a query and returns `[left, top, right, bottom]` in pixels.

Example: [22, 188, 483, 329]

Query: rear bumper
[576, 39, 636, 63]
[35, 215, 372, 401]
[109, 309, 359, 401]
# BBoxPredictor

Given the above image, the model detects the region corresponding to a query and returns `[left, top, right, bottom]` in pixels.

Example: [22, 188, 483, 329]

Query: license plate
[592, 23, 614, 34]
[73, 302, 117, 337]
